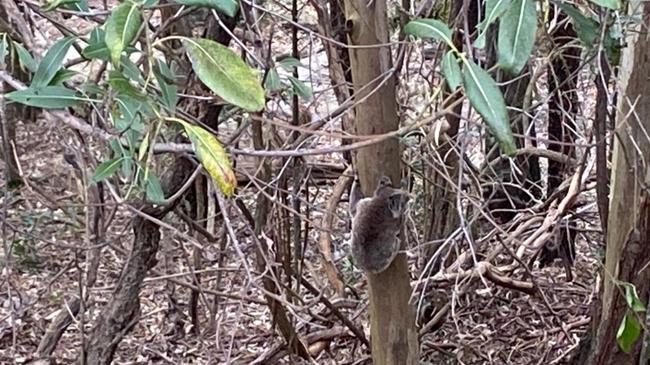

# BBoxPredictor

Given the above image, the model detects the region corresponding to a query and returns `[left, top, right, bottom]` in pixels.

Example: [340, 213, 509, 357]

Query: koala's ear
[349, 178, 364, 217]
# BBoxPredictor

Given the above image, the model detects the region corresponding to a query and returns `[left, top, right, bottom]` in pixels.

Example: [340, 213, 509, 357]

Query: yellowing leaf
[177, 120, 236, 196]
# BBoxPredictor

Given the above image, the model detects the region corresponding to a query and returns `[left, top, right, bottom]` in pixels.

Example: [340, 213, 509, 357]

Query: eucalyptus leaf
[556, 3, 598, 46]
[264, 67, 282, 92]
[6, 86, 79, 109]
[288, 76, 312, 101]
[461, 59, 516, 155]
[91, 157, 123, 183]
[403, 18, 454, 48]
[176, 120, 237, 196]
[0, 35, 7, 64]
[108, 70, 146, 100]
[42, 0, 79, 11]
[154, 59, 177, 110]
[616, 312, 641, 353]
[105, 1, 142, 67]
[278, 57, 307, 70]
[588, 0, 619, 10]
[497, 0, 537, 74]
[441, 51, 462, 90]
[184, 37, 264, 111]
[13, 42, 37, 72]
[32, 36, 75, 87]
[474, 0, 512, 49]
[172, 0, 238, 17]
[50, 69, 77, 85]
[145, 173, 165, 202]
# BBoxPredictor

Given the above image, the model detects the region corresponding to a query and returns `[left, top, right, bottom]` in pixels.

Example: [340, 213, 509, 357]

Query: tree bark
[343, 0, 419, 363]
[573, 2, 650, 363]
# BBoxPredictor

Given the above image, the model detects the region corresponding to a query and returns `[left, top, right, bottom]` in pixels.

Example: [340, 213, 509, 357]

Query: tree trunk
[574, 1, 650, 363]
[343, 0, 419, 363]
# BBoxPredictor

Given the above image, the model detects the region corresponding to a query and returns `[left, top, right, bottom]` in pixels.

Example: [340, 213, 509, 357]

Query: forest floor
[1, 115, 602, 364]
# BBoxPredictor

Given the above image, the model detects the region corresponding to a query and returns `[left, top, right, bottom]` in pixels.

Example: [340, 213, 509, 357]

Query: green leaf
[105, 1, 142, 67]
[264, 67, 282, 92]
[288, 76, 312, 101]
[108, 70, 146, 100]
[622, 283, 647, 313]
[65, 0, 89, 12]
[616, 312, 641, 353]
[145, 173, 165, 202]
[50, 69, 77, 85]
[497, 0, 537, 74]
[588, 0, 619, 10]
[171, 0, 238, 17]
[403, 18, 454, 48]
[138, 132, 150, 161]
[0, 34, 8, 64]
[13, 42, 37, 72]
[82, 43, 109, 61]
[278, 57, 307, 70]
[42, 0, 80, 11]
[556, 3, 598, 46]
[91, 157, 123, 183]
[176, 120, 237, 196]
[32, 36, 75, 87]
[441, 51, 462, 90]
[474, 0, 512, 49]
[461, 59, 516, 155]
[154, 59, 177, 110]
[184, 37, 264, 111]
[6, 86, 79, 108]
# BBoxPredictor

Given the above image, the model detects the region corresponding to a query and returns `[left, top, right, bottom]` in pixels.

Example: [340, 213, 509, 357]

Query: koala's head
[373, 176, 410, 219]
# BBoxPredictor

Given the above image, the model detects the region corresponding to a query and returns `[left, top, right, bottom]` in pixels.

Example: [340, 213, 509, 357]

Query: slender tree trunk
[573, 2, 650, 363]
[343, 0, 419, 363]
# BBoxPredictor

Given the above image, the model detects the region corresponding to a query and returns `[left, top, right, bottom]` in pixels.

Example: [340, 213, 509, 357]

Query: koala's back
[351, 196, 401, 273]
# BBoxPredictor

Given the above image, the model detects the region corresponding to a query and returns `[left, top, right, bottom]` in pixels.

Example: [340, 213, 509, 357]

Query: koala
[349, 175, 410, 274]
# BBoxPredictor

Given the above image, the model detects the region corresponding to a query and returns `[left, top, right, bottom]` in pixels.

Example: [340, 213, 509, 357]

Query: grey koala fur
[349, 175, 410, 274]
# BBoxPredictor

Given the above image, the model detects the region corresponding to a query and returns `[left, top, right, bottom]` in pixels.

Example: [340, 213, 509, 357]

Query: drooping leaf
[171, 0, 238, 17]
[288, 76, 312, 101]
[32, 36, 75, 87]
[403, 18, 454, 48]
[6, 86, 79, 108]
[138, 132, 150, 161]
[50, 69, 77, 85]
[184, 37, 264, 111]
[616, 312, 641, 353]
[120, 56, 145, 83]
[154, 59, 177, 110]
[278, 57, 307, 70]
[108, 70, 146, 100]
[461, 59, 516, 155]
[145, 173, 165, 202]
[557, 3, 599, 46]
[176, 120, 236, 196]
[264, 67, 282, 92]
[622, 283, 647, 313]
[441, 51, 462, 90]
[13, 42, 37, 72]
[105, 1, 142, 67]
[42, 0, 80, 11]
[474, 0, 512, 49]
[91, 157, 123, 183]
[557, 3, 620, 63]
[588, 0, 619, 10]
[497, 0, 536, 74]
[0, 34, 8, 64]
[64, 0, 89, 12]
